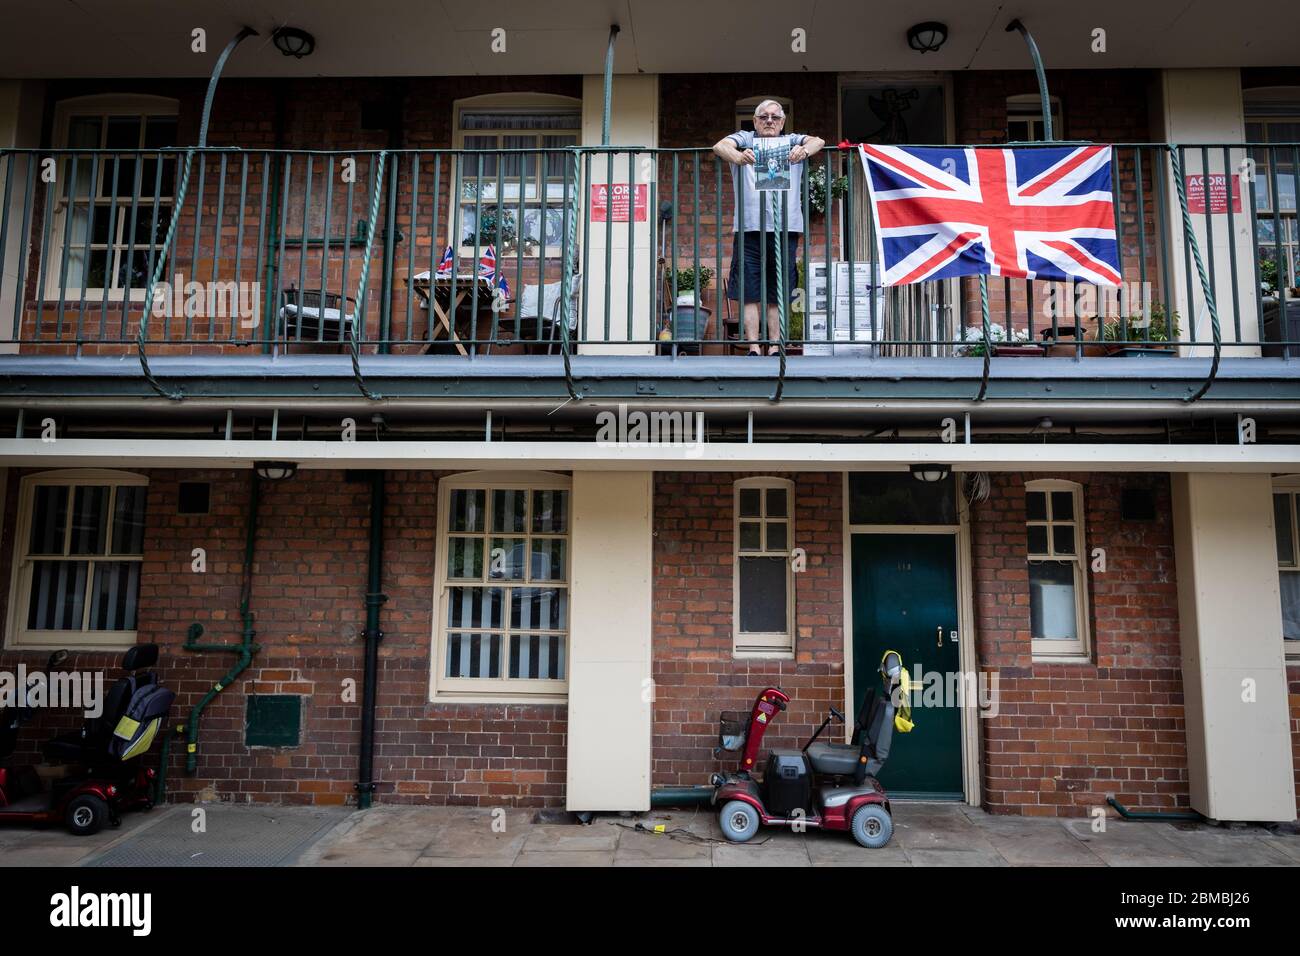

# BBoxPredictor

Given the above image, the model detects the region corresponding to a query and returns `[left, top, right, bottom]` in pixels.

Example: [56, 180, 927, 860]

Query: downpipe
[356, 470, 388, 809]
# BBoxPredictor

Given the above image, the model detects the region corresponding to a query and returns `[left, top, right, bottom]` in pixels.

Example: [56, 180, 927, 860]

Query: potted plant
[1101, 303, 1180, 356]
[1039, 324, 1108, 357]
[662, 264, 713, 351]
[808, 166, 849, 216]
[954, 322, 1036, 356]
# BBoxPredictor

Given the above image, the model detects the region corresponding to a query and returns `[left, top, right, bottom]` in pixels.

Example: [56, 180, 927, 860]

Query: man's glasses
[756, 113, 784, 122]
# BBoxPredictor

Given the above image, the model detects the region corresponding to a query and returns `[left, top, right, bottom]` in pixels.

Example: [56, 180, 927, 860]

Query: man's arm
[790, 136, 826, 164]
[713, 135, 755, 166]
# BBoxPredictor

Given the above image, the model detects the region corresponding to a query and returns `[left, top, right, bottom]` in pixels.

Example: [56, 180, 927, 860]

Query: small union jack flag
[434, 245, 455, 277]
[857, 144, 1122, 288]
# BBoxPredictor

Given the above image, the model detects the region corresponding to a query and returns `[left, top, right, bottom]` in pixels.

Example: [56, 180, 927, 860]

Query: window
[1026, 480, 1090, 658]
[1007, 94, 1063, 142]
[1270, 487, 1300, 656]
[452, 94, 580, 256]
[1247, 117, 1300, 290]
[49, 95, 179, 298]
[433, 472, 570, 698]
[6, 470, 148, 649]
[734, 478, 795, 656]
[735, 96, 794, 133]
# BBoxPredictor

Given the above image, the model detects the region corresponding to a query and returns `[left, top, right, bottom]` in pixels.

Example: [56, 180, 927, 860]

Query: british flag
[858, 144, 1122, 288]
[434, 244, 455, 277]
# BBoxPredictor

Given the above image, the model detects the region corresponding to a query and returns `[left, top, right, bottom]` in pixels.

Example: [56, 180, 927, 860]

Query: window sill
[1030, 654, 1093, 665]
[429, 693, 568, 706]
[733, 649, 795, 661]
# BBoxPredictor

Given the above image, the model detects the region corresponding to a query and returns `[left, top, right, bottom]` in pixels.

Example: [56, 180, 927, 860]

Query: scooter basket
[718, 712, 748, 752]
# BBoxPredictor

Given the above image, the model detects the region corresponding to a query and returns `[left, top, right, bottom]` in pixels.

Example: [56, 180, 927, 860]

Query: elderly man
[713, 101, 825, 355]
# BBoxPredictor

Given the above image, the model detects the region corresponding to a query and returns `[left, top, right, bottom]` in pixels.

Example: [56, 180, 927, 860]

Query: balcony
[0, 142, 1298, 407]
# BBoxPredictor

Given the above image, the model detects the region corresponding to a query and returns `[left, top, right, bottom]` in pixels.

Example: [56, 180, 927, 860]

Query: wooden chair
[277, 284, 357, 352]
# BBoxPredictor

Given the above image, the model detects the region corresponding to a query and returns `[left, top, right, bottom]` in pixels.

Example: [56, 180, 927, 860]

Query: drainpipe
[356, 470, 388, 809]
[1005, 19, 1053, 141]
[1107, 797, 1203, 822]
[181, 469, 263, 774]
[601, 24, 620, 146]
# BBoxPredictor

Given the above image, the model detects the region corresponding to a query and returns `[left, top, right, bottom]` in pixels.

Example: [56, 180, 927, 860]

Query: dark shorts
[727, 231, 800, 305]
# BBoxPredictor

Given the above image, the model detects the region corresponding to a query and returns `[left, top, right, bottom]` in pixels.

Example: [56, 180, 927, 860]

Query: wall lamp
[910, 463, 951, 483]
[907, 21, 948, 54]
[253, 461, 298, 481]
[272, 26, 316, 58]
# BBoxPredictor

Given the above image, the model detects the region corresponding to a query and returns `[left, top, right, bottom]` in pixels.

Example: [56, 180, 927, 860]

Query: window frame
[733, 477, 796, 658]
[1025, 479, 1091, 660]
[1006, 93, 1064, 143]
[450, 93, 581, 259]
[5, 468, 148, 650]
[1269, 477, 1300, 659]
[429, 470, 572, 702]
[46, 94, 180, 302]
[1246, 115, 1299, 289]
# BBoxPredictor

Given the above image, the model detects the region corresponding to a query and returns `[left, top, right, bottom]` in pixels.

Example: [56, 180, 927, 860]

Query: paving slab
[521, 822, 621, 853]
[514, 850, 615, 867]
[974, 819, 1105, 866]
[1153, 824, 1299, 867]
[906, 848, 1010, 866]
[713, 840, 811, 866]
[1063, 819, 1202, 867]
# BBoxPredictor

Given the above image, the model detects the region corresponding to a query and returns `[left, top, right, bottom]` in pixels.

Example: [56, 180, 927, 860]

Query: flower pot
[990, 344, 1044, 357]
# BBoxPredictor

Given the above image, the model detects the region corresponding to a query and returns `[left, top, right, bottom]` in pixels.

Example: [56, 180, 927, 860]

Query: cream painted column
[1154, 69, 1259, 357]
[1171, 473, 1296, 821]
[565, 470, 653, 811]
[578, 75, 658, 355]
[0, 80, 44, 355]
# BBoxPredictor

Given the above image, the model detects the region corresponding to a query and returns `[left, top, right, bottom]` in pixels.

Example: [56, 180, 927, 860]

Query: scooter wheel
[718, 800, 760, 843]
[65, 794, 109, 837]
[850, 804, 893, 849]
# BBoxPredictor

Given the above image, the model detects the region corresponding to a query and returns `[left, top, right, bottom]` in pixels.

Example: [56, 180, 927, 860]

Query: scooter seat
[806, 742, 861, 777]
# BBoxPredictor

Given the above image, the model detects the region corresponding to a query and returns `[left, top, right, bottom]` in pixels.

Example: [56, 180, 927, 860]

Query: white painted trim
[732, 476, 795, 656]
[3, 439, 1298, 472]
[841, 472, 979, 805]
[1026, 479, 1091, 660]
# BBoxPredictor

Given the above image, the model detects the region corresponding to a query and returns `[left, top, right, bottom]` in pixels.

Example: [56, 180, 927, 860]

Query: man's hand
[739, 148, 755, 166]
[713, 137, 755, 166]
[790, 145, 808, 164]
[791, 137, 826, 164]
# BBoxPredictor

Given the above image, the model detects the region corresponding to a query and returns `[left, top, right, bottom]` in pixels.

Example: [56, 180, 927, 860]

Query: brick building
[0, 1, 1298, 824]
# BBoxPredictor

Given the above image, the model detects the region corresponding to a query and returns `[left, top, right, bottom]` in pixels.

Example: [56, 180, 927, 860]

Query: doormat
[84, 805, 350, 867]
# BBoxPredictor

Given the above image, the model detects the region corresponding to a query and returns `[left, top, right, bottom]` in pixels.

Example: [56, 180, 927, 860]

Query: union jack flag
[858, 144, 1122, 288]
[476, 244, 509, 300]
[434, 245, 455, 277]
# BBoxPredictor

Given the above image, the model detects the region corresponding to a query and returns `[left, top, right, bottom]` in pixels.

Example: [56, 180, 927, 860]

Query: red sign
[1185, 173, 1242, 214]
[590, 183, 648, 222]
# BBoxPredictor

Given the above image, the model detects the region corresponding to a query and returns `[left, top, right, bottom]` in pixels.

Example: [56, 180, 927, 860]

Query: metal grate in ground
[84, 805, 350, 867]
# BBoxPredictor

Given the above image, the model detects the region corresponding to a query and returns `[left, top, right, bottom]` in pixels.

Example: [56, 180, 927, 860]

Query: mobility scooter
[0, 643, 174, 835]
[710, 650, 913, 848]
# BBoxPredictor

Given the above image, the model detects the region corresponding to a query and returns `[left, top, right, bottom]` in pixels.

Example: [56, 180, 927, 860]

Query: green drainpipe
[650, 786, 716, 808]
[181, 469, 264, 775]
[356, 470, 387, 809]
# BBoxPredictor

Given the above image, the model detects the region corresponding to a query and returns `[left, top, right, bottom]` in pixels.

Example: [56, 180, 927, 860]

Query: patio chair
[278, 284, 357, 352]
[516, 274, 580, 355]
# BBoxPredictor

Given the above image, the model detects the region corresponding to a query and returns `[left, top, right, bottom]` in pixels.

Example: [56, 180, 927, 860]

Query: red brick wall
[970, 472, 1188, 816]
[0, 467, 566, 807]
[651, 471, 845, 788]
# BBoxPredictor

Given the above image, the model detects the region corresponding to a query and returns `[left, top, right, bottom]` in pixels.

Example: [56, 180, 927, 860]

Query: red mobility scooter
[709, 650, 912, 848]
[0, 643, 173, 836]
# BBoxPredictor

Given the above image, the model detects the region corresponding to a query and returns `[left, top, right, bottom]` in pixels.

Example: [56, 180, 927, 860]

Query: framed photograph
[753, 135, 792, 191]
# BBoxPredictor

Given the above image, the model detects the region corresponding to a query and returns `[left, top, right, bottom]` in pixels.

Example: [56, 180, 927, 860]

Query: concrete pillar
[0, 80, 44, 354]
[1171, 472, 1296, 821]
[579, 75, 658, 355]
[565, 470, 653, 811]
[1153, 69, 1259, 358]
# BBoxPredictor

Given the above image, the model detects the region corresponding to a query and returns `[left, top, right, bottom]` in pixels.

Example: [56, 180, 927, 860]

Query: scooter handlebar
[830, 706, 845, 724]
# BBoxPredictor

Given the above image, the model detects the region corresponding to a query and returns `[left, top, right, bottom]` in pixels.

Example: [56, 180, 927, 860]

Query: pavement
[3, 801, 1299, 867]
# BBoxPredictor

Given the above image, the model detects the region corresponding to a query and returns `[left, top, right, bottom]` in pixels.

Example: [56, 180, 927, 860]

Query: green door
[851, 533, 963, 798]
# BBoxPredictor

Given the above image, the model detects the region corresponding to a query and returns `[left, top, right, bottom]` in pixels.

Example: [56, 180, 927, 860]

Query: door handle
[936, 626, 943, 648]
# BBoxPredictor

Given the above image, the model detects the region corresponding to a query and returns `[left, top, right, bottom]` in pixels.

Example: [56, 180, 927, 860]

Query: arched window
[1025, 479, 1090, 658]
[7, 469, 149, 649]
[1006, 93, 1063, 142]
[47, 94, 180, 298]
[451, 93, 581, 255]
[734, 477, 795, 656]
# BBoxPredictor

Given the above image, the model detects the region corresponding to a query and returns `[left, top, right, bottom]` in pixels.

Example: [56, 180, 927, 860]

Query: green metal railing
[1, 141, 1297, 384]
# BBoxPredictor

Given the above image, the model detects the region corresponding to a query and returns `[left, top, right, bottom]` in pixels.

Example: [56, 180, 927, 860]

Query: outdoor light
[272, 27, 315, 59]
[907, 21, 948, 54]
[254, 461, 298, 481]
[910, 463, 951, 483]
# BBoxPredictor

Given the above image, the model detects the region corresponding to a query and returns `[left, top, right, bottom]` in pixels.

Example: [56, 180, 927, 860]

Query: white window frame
[46, 94, 180, 302]
[733, 477, 796, 658]
[1270, 477, 1300, 660]
[430, 470, 571, 702]
[1006, 93, 1063, 143]
[450, 93, 581, 259]
[5, 468, 148, 650]
[1247, 115, 1299, 290]
[1026, 479, 1091, 660]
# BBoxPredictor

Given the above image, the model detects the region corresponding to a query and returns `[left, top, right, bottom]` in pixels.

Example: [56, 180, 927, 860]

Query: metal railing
[0, 143, 1296, 365]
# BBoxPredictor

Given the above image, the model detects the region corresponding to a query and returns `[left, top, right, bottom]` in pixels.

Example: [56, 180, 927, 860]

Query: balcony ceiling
[1, 0, 1297, 79]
